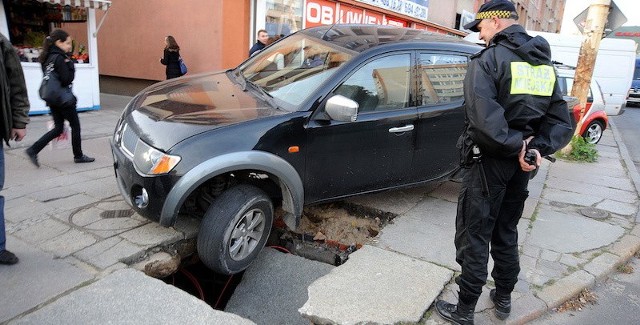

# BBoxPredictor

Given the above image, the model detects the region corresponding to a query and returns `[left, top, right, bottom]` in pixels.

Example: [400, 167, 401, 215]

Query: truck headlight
[133, 140, 181, 175]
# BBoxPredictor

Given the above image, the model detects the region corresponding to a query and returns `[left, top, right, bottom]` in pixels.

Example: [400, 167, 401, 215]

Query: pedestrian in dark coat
[249, 29, 269, 56]
[0, 32, 30, 265]
[26, 29, 95, 168]
[160, 36, 182, 79]
[435, 1, 573, 324]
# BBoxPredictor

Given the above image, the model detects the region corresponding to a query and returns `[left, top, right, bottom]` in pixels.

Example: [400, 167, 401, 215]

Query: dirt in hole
[276, 202, 387, 247]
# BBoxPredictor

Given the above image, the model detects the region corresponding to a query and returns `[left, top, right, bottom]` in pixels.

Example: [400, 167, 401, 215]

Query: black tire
[582, 120, 604, 144]
[197, 185, 273, 275]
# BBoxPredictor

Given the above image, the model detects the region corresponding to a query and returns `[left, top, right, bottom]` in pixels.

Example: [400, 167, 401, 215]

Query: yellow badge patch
[510, 62, 555, 96]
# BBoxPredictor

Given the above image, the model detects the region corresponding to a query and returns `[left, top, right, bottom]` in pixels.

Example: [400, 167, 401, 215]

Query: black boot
[490, 289, 511, 320]
[435, 299, 475, 325]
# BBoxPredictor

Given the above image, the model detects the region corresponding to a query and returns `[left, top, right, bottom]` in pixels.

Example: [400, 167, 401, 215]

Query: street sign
[573, 0, 627, 36]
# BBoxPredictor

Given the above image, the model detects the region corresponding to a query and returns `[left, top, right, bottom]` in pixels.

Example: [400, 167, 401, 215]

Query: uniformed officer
[435, 1, 573, 324]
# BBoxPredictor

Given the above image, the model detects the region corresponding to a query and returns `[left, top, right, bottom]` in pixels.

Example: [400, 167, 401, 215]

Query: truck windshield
[239, 34, 355, 108]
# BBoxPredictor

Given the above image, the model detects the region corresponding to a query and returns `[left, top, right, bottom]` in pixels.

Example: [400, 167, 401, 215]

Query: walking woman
[160, 36, 182, 79]
[26, 29, 94, 167]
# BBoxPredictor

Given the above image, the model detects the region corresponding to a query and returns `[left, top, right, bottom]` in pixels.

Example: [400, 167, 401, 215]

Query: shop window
[4, 0, 89, 63]
[419, 54, 467, 105]
[262, 0, 303, 37]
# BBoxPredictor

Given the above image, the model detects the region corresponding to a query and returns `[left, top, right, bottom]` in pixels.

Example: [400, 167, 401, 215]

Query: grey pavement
[0, 93, 639, 324]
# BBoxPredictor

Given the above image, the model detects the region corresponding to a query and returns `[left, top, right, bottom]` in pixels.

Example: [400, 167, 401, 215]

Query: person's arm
[526, 79, 573, 156]
[465, 58, 523, 158]
[3, 41, 29, 130]
[160, 49, 168, 65]
[53, 54, 74, 86]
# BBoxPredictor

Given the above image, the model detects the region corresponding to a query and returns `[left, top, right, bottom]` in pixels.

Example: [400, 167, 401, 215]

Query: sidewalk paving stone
[73, 236, 144, 269]
[536, 270, 595, 309]
[529, 208, 625, 253]
[9, 269, 255, 325]
[300, 245, 453, 325]
[0, 237, 93, 324]
[118, 223, 183, 248]
[583, 252, 621, 280]
[596, 199, 638, 216]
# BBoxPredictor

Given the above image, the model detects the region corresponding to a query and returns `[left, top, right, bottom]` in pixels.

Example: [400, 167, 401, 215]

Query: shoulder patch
[510, 62, 555, 96]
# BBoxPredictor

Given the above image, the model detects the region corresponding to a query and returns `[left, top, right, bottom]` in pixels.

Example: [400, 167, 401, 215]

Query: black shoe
[0, 249, 19, 265]
[25, 147, 39, 168]
[490, 289, 511, 320]
[435, 300, 475, 325]
[74, 155, 95, 163]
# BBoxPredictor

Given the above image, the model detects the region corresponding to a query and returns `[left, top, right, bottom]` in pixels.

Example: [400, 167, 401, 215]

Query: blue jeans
[0, 142, 5, 250]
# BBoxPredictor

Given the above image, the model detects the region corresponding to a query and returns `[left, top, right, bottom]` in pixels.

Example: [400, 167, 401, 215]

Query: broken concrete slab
[9, 269, 255, 325]
[299, 245, 453, 325]
[226, 248, 334, 325]
[375, 196, 458, 270]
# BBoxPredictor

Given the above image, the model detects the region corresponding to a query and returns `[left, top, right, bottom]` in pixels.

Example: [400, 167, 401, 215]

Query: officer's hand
[519, 142, 540, 172]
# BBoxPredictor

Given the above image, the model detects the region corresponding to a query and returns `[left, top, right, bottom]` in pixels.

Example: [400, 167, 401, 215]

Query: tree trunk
[561, 0, 611, 155]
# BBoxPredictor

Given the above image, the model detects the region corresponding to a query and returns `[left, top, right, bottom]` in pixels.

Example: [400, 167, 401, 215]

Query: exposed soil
[276, 202, 387, 247]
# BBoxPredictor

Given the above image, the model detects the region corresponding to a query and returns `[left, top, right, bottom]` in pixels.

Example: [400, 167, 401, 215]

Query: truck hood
[124, 70, 286, 150]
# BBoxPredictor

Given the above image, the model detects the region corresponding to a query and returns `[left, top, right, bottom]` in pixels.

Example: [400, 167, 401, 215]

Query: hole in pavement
[100, 209, 135, 219]
[163, 201, 396, 309]
[161, 259, 245, 311]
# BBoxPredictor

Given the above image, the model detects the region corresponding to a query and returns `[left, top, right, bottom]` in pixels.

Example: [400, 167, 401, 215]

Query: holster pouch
[457, 133, 476, 167]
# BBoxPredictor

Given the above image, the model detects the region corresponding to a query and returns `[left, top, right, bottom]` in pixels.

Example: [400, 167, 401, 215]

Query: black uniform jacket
[462, 24, 573, 159]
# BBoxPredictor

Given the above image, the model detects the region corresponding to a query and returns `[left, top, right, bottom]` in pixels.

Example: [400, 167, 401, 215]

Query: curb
[532, 121, 640, 317]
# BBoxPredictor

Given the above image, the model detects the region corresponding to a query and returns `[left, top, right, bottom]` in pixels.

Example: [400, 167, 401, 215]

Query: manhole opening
[100, 209, 135, 219]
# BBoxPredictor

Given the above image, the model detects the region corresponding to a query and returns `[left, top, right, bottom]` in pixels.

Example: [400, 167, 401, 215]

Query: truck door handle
[388, 125, 414, 133]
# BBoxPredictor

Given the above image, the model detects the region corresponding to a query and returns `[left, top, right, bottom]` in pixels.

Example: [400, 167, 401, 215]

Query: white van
[464, 31, 637, 115]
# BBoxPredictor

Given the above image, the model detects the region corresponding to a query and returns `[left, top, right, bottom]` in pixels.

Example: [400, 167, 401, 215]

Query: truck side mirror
[325, 95, 358, 122]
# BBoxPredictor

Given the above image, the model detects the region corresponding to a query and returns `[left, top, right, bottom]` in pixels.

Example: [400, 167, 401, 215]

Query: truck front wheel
[197, 185, 273, 275]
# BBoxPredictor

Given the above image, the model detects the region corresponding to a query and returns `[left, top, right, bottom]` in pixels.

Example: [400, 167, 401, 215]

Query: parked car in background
[556, 64, 608, 144]
[627, 57, 640, 107]
[111, 25, 481, 275]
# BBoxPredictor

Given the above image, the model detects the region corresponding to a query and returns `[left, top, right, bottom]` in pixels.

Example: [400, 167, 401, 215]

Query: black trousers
[31, 105, 83, 158]
[454, 155, 530, 303]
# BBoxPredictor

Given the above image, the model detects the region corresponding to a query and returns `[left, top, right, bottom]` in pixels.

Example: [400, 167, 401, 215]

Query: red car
[557, 66, 608, 144]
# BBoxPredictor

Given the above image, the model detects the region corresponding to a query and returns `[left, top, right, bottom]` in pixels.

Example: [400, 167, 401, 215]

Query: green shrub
[557, 135, 598, 162]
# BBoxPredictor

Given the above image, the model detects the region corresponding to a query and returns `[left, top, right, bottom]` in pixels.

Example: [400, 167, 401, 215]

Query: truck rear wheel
[197, 185, 273, 275]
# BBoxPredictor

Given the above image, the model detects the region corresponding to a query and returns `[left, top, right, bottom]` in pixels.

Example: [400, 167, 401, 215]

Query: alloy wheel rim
[228, 208, 265, 261]
[586, 124, 602, 144]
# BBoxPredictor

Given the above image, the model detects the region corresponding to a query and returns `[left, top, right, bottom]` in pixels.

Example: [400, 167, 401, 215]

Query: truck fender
[159, 151, 304, 229]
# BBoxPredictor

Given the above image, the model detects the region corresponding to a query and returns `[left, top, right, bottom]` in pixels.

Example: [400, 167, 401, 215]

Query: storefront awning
[36, 0, 111, 11]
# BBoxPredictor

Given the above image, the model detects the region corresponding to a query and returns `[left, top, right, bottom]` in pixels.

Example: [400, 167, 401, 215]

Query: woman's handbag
[179, 57, 188, 75]
[39, 62, 76, 108]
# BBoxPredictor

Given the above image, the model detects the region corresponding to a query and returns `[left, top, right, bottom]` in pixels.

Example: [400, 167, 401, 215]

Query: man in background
[249, 29, 269, 56]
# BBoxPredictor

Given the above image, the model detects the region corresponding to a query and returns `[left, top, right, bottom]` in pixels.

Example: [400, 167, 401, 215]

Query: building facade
[97, 0, 565, 85]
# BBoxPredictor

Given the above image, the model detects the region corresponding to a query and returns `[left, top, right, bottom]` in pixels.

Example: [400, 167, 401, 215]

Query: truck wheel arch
[159, 151, 304, 229]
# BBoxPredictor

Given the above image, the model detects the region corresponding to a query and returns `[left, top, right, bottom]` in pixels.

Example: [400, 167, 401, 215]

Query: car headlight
[133, 140, 181, 175]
